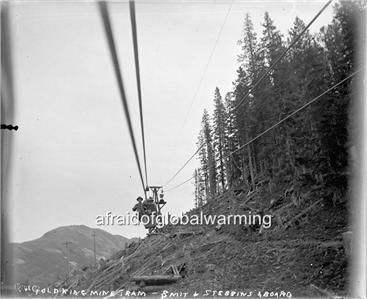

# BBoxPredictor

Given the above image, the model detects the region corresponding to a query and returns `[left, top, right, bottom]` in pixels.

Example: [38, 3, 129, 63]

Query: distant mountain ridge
[7, 225, 136, 287]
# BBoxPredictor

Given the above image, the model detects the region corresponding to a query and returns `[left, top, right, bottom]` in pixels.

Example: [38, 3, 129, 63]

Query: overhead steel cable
[163, 143, 205, 187]
[129, 0, 149, 189]
[179, 0, 234, 130]
[234, 0, 333, 111]
[166, 0, 234, 178]
[165, 174, 196, 192]
[98, 1, 146, 195]
[163, 70, 360, 191]
[163, 0, 332, 187]
[230, 69, 360, 156]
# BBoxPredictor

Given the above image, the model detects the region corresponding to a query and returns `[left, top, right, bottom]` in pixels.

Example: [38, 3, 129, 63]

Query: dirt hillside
[54, 183, 348, 297]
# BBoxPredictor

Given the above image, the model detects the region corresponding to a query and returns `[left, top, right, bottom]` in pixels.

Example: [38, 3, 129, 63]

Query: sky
[5, 0, 334, 242]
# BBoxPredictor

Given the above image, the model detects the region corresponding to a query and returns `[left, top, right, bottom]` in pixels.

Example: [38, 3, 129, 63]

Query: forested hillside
[194, 1, 364, 207]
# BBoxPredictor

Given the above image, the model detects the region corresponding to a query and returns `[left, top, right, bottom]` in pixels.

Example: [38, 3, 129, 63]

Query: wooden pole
[62, 241, 72, 279]
[92, 232, 97, 268]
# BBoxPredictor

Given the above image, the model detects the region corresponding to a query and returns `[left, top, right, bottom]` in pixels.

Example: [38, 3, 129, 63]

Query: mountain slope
[59, 184, 348, 297]
[9, 225, 134, 286]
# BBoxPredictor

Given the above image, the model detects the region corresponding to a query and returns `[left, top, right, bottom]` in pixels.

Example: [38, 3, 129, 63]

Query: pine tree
[232, 66, 253, 189]
[238, 13, 264, 82]
[194, 169, 205, 208]
[198, 109, 216, 200]
[212, 87, 227, 192]
[247, 12, 285, 180]
[194, 169, 199, 208]
[223, 92, 241, 187]
[197, 127, 209, 199]
[285, 17, 332, 189]
[237, 13, 271, 188]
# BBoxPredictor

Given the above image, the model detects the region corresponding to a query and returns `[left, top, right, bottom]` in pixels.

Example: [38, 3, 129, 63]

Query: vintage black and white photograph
[1, 0, 366, 297]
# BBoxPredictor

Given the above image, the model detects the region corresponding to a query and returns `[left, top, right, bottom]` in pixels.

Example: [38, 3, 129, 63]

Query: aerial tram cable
[162, 0, 333, 187]
[98, 1, 146, 196]
[129, 0, 149, 189]
[178, 0, 234, 133]
[163, 143, 205, 187]
[165, 174, 196, 192]
[166, 0, 234, 173]
[164, 70, 361, 191]
[230, 69, 361, 155]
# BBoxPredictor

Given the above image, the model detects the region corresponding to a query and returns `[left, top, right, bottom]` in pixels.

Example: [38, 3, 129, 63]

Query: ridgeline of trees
[194, 1, 364, 208]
